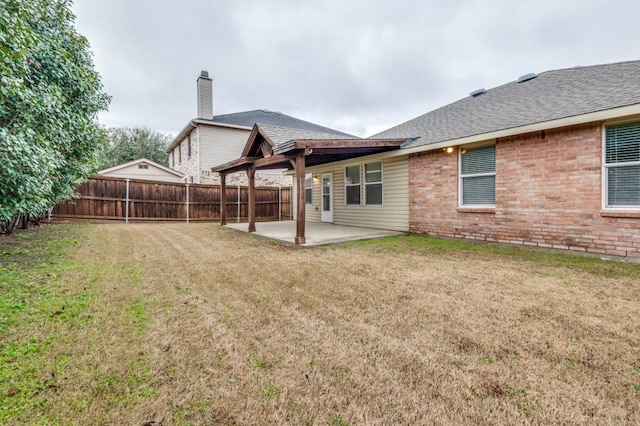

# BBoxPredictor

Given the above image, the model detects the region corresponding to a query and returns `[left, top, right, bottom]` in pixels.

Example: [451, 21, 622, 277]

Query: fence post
[185, 183, 190, 223]
[237, 183, 241, 223]
[278, 186, 282, 221]
[125, 178, 130, 224]
[290, 186, 293, 220]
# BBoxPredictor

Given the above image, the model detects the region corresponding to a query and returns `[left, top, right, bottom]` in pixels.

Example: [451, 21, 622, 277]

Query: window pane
[345, 165, 360, 184]
[461, 145, 495, 175]
[608, 165, 640, 206]
[365, 162, 382, 183]
[366, 183, 382, 205]
[305, 188, 312, 204]
[606, 122, 640, 164]
[305, 174, 312, 187]
[346, 185, 360, 205]
[462, 175, 495, 205]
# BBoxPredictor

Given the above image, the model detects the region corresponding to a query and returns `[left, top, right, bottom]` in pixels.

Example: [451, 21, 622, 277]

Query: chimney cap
[200, 70, 210, 78]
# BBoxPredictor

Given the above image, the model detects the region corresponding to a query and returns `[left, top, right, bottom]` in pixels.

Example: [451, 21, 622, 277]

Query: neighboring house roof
[372, 60, 640, 149]
[167, 109, 355, 153]
[210, 109, 355, 138]
[97, 158, 184, 179]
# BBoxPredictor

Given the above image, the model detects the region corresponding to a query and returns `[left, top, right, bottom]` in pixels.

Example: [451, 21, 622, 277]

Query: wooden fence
[52, 176, 292, 222]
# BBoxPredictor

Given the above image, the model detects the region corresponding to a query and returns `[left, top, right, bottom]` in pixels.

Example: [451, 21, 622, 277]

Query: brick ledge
[600, 210, 640, 218]
[457, 207, 496, 214]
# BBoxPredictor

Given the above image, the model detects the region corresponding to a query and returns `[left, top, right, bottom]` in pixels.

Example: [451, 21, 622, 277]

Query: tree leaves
[96, 127, 172, 170]
[0, 0, 110, 228]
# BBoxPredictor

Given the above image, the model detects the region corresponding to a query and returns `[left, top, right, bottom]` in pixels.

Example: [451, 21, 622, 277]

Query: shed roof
[372, 60, 640, 148]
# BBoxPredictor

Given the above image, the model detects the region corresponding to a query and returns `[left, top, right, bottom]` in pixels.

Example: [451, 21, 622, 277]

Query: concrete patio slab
[225, 220, 405, 246]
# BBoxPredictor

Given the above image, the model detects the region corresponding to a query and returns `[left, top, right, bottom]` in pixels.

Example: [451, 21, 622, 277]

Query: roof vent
[516, 73, 537, 83]
[469, 88, 486, 97]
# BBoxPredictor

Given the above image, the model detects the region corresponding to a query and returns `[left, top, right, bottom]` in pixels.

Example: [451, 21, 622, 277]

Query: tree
[97, 127, 171, 170]
[0, 0, 110, 233]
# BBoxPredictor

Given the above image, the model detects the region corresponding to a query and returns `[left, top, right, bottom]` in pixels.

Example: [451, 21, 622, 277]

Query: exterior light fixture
[445, 147, 454, 154]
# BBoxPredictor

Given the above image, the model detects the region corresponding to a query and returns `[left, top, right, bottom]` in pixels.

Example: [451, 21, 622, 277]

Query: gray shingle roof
[257, 124, 358, 147]
[371, 60, 640, 148]
[209, 109, 355, 138]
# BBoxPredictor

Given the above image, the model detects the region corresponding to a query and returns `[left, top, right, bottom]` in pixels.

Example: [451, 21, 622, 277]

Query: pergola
[212, 124, 406, 244]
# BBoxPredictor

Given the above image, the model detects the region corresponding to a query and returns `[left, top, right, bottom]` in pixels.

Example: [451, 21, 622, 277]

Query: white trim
[97, 158, 184, 178]
[344, 164, 362, 206]
[321, 173, 333, 222]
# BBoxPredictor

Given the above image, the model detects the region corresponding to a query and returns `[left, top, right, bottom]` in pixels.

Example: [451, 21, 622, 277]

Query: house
[213, 60, 640, 257]
[166, 71, 354, 186]
[97, 158, 184, 183]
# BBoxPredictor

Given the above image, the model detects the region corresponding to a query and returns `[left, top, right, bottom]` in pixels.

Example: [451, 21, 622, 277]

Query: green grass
[351, 234, 640, 278]
[0, 225, 152, 423]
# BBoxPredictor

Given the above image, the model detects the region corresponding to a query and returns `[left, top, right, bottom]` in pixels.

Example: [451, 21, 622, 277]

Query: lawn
[1, 223, 639, 425]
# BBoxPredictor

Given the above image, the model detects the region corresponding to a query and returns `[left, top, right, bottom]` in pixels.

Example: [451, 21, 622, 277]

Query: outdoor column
[295, 154, 306, 244]
[247, 167, 256, 232]
[220, 172, 227, 226]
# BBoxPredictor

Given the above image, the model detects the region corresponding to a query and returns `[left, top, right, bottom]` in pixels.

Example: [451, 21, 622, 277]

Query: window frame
[602, 121, 640, 210]
[344, 165, 361, 206]
[187, 134, 192, 158]
[458, 143, 496, 207]
[364, 161, 383, 206]
[305, 173, 312, 205]
[178, 143, 182, 164]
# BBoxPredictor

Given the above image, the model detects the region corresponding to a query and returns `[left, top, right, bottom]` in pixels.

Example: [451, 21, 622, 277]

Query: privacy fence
[52, 176, 292, 223]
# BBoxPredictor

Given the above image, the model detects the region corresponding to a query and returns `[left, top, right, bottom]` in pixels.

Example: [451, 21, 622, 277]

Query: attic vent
[138, 164, 149, 169]
[469, 88, 486, 97]
[516, 73, 537, 83]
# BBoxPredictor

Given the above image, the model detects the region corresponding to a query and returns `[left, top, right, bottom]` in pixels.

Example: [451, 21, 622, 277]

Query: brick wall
[171, 128, 199, 183]
[409, 121, 640, 257]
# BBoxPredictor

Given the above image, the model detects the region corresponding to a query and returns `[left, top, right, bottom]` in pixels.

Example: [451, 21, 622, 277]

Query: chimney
[197, 70, 213, 119]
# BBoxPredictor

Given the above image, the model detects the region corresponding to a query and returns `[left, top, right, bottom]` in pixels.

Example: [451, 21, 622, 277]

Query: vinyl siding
[199, 125, 252, 170]
[297, 156, 409, 231]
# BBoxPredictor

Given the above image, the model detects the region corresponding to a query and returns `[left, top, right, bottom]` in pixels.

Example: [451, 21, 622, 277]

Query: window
[305, 174, 312, 204]
[460, 144, 495, 206]
[187, 134, 192, 158]
[178, 143, 182, 164]
[345, 165, 361, 205]
[364, 161, 382, 205]
[605, 122, 640, 207]
[170, 151, 174, 168]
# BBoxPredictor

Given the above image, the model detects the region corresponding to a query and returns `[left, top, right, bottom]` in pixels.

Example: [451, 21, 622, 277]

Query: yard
[1, 223, 639, 425]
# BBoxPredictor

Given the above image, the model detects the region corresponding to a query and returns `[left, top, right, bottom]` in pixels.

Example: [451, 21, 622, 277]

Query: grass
[1, 223, 639, 424]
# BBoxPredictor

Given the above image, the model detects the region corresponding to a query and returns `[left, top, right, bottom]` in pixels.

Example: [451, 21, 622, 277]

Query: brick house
[166, 71, 354, 186]
[214, 60, 640, 256]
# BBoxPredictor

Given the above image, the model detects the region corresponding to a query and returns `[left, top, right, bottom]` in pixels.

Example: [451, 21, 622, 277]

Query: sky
[72, 0, 640, 138]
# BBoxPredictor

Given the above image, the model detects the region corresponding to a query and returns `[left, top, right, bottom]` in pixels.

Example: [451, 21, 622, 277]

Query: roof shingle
[371, 60, 640, 148]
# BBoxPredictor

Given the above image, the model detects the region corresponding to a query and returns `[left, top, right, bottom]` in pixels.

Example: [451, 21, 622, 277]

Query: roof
[371, 60, 640, 149]
[256, 123, 357, 147]
[97, 158, 184, 177]
[208, 109, 355, 138]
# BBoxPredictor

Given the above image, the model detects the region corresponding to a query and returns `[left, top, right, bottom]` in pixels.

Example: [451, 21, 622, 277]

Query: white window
[460, 144, 495, 206]
[305, 174, 312, 204]
[187, 134, 192, 158]
[345, 165, 361, 205]
[364, 161, 382, 205]
[604, 122, 640, 208]
[178, 144, 182, 164]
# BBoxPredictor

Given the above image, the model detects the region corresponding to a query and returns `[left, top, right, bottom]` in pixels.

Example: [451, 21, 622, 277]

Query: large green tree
[97, 126, 171, 170]
[0, 0, 110, 233]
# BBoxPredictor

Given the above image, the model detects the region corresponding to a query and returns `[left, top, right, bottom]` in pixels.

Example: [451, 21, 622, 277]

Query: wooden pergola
[212, 124, 406, 244]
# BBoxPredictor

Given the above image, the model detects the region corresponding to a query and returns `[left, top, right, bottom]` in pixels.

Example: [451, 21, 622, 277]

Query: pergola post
[294, 154, 306, 244]
[247, 167, 256, 232]
[220, 172, 227, 226]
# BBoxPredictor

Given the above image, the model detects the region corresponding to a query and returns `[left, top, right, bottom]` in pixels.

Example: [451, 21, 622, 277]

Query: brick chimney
[197, 70, 213, 119]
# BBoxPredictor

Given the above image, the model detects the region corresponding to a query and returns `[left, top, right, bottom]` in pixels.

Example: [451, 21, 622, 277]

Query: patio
[224, 220, 405, 246]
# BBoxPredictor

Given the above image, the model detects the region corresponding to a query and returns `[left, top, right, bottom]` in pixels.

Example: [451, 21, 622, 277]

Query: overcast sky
[72, 0, 640, 138]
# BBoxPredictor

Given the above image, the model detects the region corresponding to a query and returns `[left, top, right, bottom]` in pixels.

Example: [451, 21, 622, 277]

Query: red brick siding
[409, 122, 640, 257]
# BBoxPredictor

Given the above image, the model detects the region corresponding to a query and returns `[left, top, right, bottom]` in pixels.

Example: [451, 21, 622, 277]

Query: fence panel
[52, 176, 292, 223]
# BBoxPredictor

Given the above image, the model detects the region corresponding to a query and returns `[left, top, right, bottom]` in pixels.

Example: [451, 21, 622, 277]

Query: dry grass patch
[1, 223, 639, 425]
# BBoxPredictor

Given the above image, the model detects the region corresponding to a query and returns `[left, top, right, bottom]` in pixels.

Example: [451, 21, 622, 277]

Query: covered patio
[224, 220, 404, 246]
[212, 124, 408, 244]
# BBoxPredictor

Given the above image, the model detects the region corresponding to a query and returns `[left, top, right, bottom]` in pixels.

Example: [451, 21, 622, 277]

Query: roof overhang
[401, 103, 640, 155]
